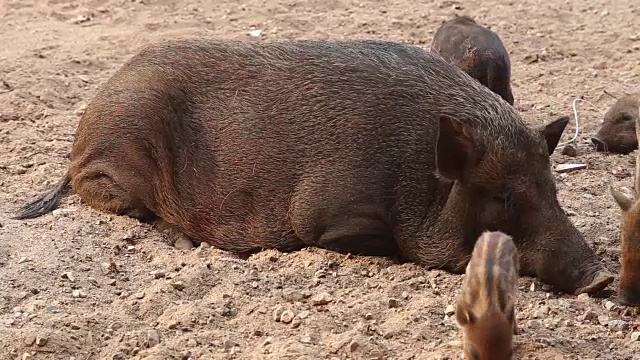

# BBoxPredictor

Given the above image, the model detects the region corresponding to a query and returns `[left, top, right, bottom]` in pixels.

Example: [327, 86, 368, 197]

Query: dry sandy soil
[1, 0, 640, 359]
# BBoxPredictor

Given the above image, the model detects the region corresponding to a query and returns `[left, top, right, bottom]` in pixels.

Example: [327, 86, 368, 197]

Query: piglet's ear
[436, 115, 476, 181]
[455, 302, 476, 326]
[610, 185, 634, 213]
[536, 116, 570, 155]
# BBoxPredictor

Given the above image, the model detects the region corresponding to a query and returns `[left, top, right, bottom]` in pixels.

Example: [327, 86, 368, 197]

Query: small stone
[300, 335, 313, 344]
[61, 272, 75, 282]
[24, 335, 36, 346]
[170, 281, 185, 291]
[167, 321, 179, 329]
[72, 290, 81, 298]
[134, 291, 145, 299]
[151, 270, 166, 279]
[297, 310, 310, 319]
[604, 301, 617, 311]
[273, 306, 284, 321]
[21, 354, 31, 360]
[223, 337, 239, 350]
[107, 279, 116, 286]
[311, 292, 332, 306]
[174, 236, 194, 251]
[35, 335, 48, 346]
[445, 304, 455, 316]
[530, 282, 536, 292]
[349, 340, 360, 352]
[533, 305, 550, 318]
[608, 320, 628, 331]
[527, 320, 543, 329]
[101, 259, 118, 274]
[18, 257, 30, 264]
[401, 291, 409, 299]
[147, 329, 161, 347]
[581, 309, 597, 322]
[187, 338, 198, 346]
[283, 289, 304, 302]
[388, 298, 400, 308]
[577, 293, 590, 302]
[631, 332, 640, 341]
[561, 144, 577, 157]
[262, 337, 273, 346]
[364, 313, 374, 320]
[248, 29, 263, 37]
[597, 315, 609, 326]
[280, 310, 295, 324]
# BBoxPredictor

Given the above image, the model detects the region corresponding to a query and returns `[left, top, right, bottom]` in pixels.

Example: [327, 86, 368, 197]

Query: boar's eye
[616, 114, 634, 124]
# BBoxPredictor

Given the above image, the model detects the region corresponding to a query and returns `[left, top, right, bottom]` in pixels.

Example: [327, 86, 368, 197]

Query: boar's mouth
[591, 135, 637, 154]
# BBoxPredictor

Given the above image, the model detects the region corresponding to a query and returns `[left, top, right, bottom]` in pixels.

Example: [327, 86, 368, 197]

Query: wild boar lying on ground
[456, 231, 519, 360]
[430, 15, 514, 105]
[592, 92, 640, 154]
[14, 38, 613, 295]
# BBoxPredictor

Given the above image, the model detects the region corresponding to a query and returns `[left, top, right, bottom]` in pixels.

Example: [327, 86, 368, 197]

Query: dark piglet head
[592, 93, 640, 154]
[437, 115, 613, 294]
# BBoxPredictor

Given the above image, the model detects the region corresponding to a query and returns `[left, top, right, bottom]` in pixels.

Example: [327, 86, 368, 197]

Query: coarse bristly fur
[610, 105, 640, 306]
[13, 38, 613, 295]
[592, 92, 640, 154]
[456, 231, 519, 360]
[430, 15, 514, 106]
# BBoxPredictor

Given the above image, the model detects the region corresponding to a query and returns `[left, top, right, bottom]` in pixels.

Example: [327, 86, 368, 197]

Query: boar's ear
[437, 115, 476, 181]
[610, 185, 634, 213]
[536, 116, 570, 155]
[455, 302, 476, 326]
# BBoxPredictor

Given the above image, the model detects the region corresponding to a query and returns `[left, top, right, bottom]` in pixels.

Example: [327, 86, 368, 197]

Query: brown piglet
[456, 231, 519, 360]
[610, 112, 640, 306]
[592, 92, 640, 154]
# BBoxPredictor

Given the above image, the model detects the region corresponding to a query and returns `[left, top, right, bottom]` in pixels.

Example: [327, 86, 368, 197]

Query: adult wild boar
[430, 15, 514, 105]
[592, 92, 640, 154]
[14, 39, 613, 294]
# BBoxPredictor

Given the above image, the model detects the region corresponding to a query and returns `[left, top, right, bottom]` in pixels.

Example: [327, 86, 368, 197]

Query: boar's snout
[590, 135, 607, 151]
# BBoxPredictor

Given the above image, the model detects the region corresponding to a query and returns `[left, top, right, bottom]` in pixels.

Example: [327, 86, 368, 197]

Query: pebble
[280, 310, 295, 324]
[18, 257, 31, 264]
[21, 354, 31, 360]
[581, 309, 597, 322]
[311, 292, 332, 306]
[527, 320, 543, 329]
[608, 320, 628, 331]
[388, 298, 400, 308]
[598, 315, 609, 326]
[349, 340, 360, 352]
[134, 291, 145, 299]
[262, 337, 273, 346]
[445, 304, 455, 316]
[577, 293, 590, 302]
[364, 313, 374, 320]
[273, 306, 284, 321]
[101, 259, 118, 274]
[106, 279, 116, 286]
[297, 310, 310, 319]
[72, 290, 82, 298]
[631, 332, 640, 341]
[174, 236, 194, 251]
[170, 281, 185, 291]
[35, 335, 48, 346]
[151, 270, 166, 279]
[223, 337, 239, 350]
[283, 289, 304, 302]
[24, 335, 35, 346]
[61, 272, 75, 282]
[147, 329, 161, 347]
[604, 301, 617, 311]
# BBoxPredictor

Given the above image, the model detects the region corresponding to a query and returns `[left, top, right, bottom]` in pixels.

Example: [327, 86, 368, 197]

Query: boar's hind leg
[72, 168, 156, 222]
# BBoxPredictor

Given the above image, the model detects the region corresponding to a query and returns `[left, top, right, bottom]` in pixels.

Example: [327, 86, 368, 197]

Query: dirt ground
[1, 0, 640, 359]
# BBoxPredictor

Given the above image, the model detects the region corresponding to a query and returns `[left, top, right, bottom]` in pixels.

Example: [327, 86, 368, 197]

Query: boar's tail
[13, 174, 72, 220]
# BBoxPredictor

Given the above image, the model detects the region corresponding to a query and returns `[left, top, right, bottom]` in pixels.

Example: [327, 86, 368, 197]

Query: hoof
[573, 270, 614, 295]
[616, 289, 640, 307]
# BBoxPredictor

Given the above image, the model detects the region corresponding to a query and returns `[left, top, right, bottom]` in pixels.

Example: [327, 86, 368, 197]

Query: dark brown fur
[592, 92, 640, 154]
[430, 16, 514, 105]
[14, 38, 613, 295]
[456, 231, 518, 360]
[610, 110, 640, 306]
